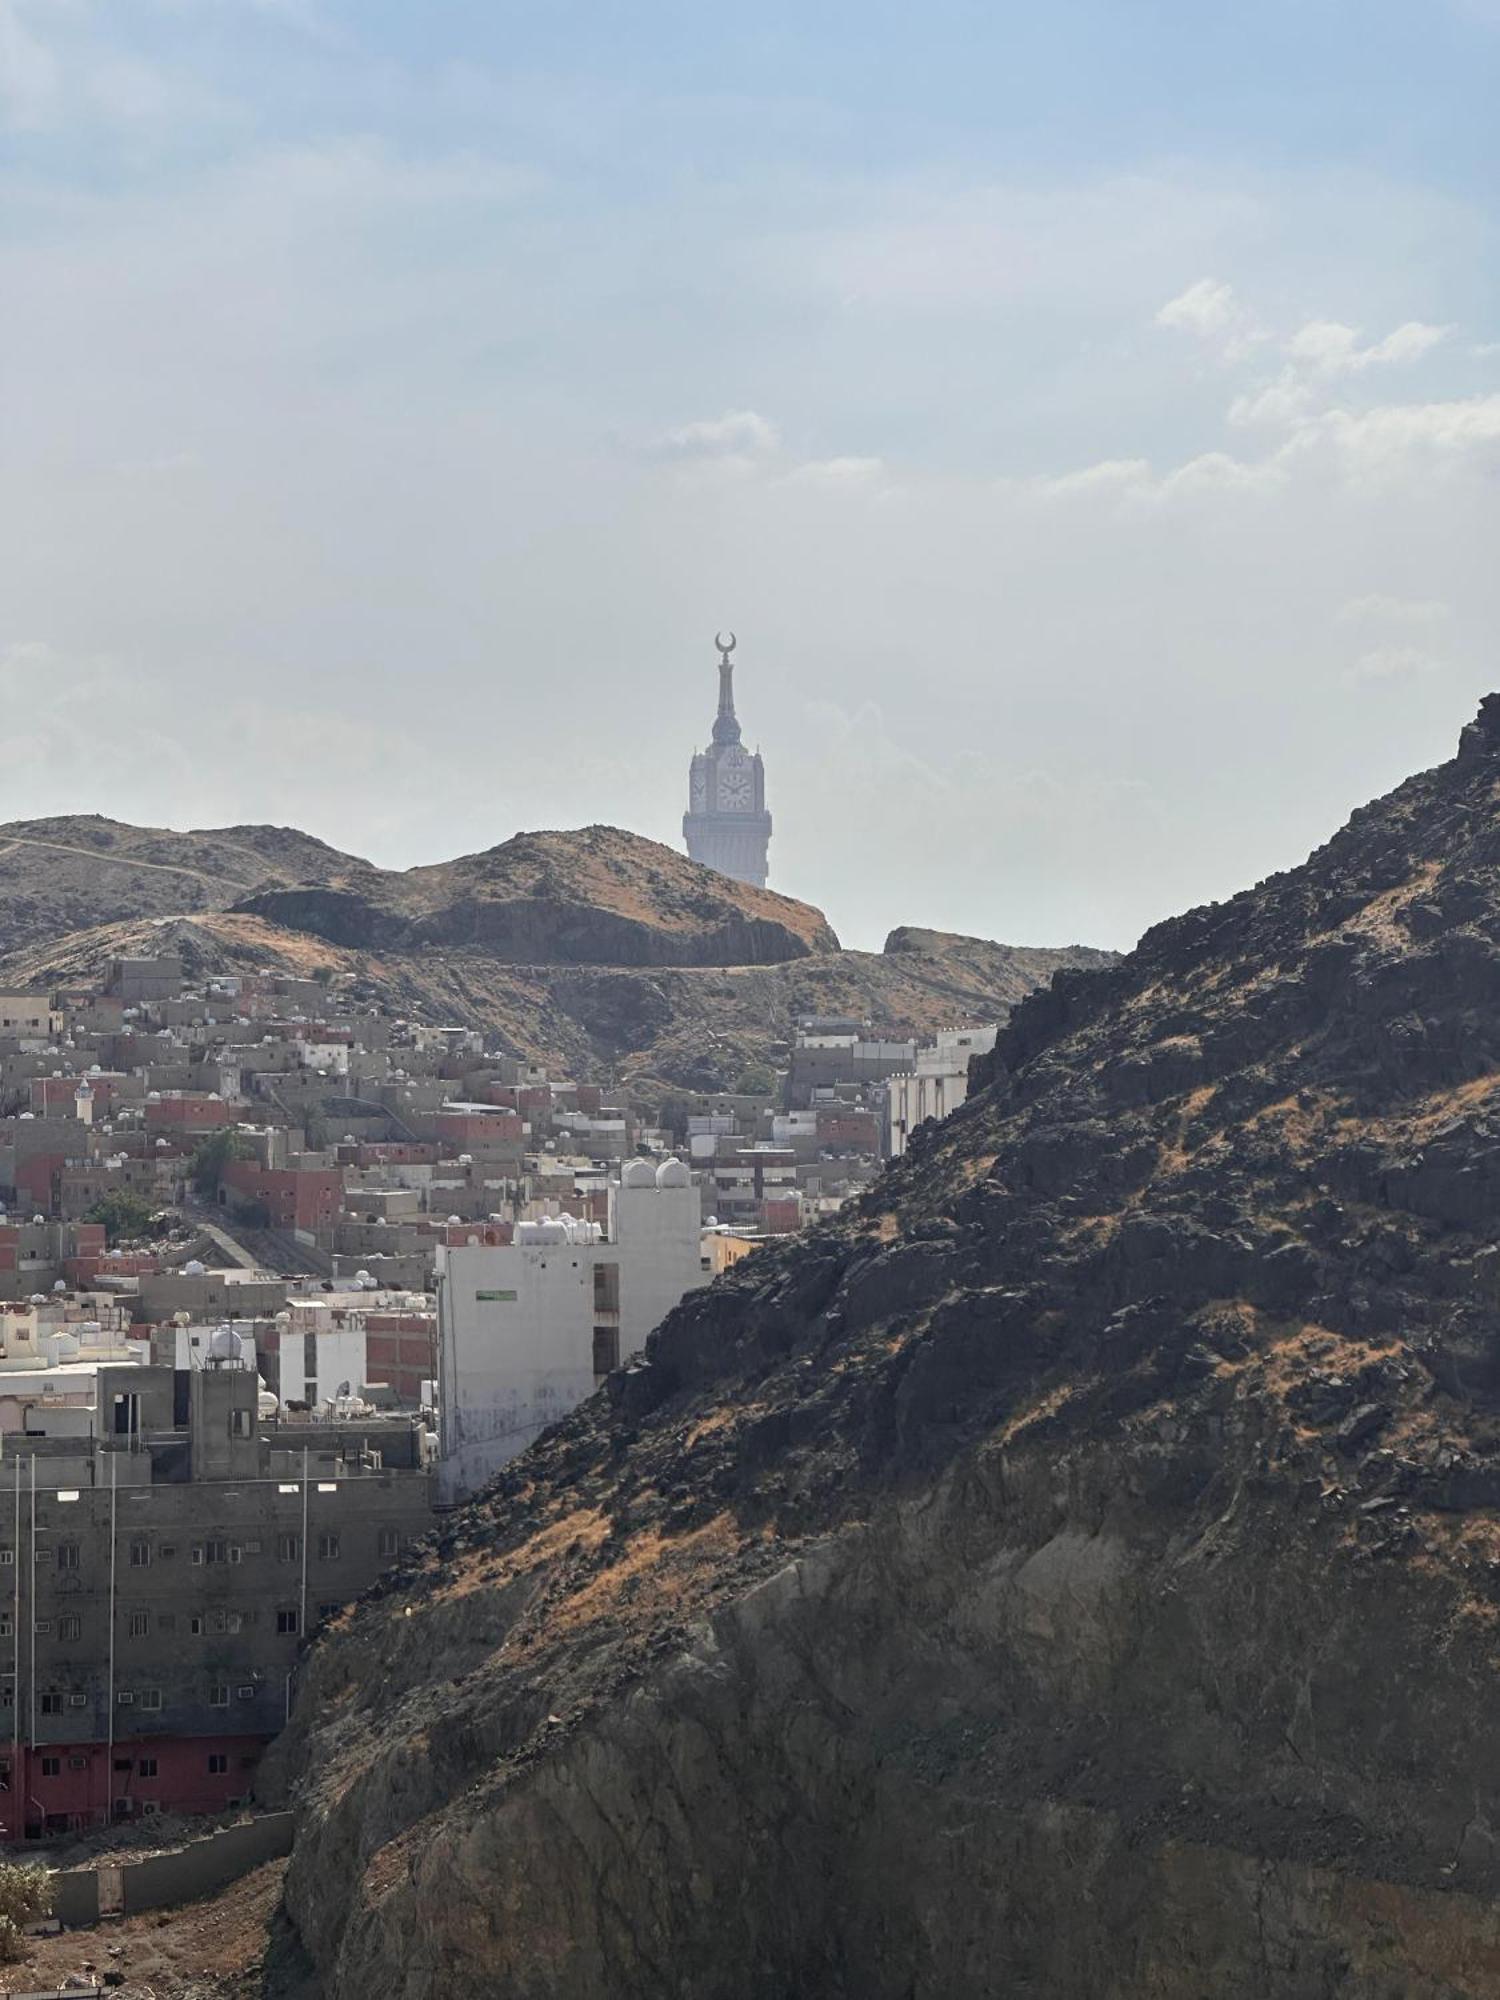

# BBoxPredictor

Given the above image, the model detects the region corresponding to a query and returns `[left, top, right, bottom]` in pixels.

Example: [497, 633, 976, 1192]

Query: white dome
[621, 1160, 656, 1189]
[656, 1158, 690, 1189]
[208, 1325, 243, 1361]
[183, 1259, 207, 1277]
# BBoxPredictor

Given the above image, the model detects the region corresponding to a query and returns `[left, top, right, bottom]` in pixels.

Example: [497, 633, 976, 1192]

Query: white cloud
[1227, 371, 1314, 429]
[1336, 594, 1450, 627]
[1156, 278, 1240, 337]
[1288, 317, 1451, 373]
[781, 455, 884, 488]
[651, 410, 781, 461]
[1342, 647, 1444, 689]
[1040, 457, 1154, 500]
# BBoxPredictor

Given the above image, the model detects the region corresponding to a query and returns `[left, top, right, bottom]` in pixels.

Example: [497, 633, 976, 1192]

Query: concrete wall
[47, 1811, 293, 1927]
[121, 1809, 293, 1914]
[50, 1864, 100, 1927]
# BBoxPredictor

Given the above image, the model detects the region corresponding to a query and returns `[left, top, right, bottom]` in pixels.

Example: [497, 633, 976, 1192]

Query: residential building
[435, 1159, 707, 1502]
[0, 1352, 434, 1840]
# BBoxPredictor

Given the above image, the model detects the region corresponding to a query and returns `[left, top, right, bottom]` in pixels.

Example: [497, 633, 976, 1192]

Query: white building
[435, 1158, 708, 1503]
[884, 1025, 999, 1159]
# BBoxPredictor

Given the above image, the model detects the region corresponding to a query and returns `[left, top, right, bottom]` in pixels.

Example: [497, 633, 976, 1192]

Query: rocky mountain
[264, 695, 1500, 1997]
[0, 818, 1110, 1096]
[230, 825, 839, 965]
[0, 814, 370, 959]
[0, 817, 832, 967]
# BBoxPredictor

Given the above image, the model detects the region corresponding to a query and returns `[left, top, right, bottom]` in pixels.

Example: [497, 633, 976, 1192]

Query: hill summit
[0, 816, 834, 967]
[268, 694, 1500, 1997]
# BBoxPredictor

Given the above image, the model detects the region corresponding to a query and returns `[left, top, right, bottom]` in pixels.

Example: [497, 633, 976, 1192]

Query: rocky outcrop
[232, 826, 841, 967]
[260, 696, 1500, 1996]
[0, 814, 371, 958]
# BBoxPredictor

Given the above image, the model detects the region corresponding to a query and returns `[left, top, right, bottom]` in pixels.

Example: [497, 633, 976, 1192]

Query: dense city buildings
[0, 942, 989, 1836]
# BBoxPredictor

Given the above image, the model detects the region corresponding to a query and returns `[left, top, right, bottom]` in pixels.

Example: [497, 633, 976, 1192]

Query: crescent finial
[715, 630, 737, 659]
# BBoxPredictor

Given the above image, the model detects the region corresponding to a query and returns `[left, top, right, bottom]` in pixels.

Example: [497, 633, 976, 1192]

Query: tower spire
[711, 631, 741, 745]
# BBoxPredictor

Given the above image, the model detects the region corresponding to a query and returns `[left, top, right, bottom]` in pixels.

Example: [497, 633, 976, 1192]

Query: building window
[236, 1684, 257, 1701]
[0, 1549, 13, 1566]
[40, 1756, 60, 1778]
[209, 1683, 229, 1708]
[276, 1609, 299, 1636]
[277, 1534, 301, 1562]
[229, 1409, 252, 1439]
[56, 1542, 80, 1572]
[137, 1757, 158, 1778]
[188, 1614, 204, 1637]
[316, 1533, 340, 1561]
[0, 1614, 12, 1639]
[138, 1689, 161, 1712]
[128, 1611, 150, 1639]
[40, 1692, 63, 1715]
[317, 1602, 341, 1623]
[128, 1540, 150, 1568]
[377, 1527, 399, 1558]
[57, 1615, 81, 1642]
[207, 1753, 228, 1775]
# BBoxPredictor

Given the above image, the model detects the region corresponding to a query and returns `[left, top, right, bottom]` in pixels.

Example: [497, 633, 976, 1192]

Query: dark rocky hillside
[231, 825, 840, 964]
[264, 696, 1500, 1997]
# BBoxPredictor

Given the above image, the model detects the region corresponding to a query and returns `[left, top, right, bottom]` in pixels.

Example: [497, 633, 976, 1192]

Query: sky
[2, 1, 1497, 953]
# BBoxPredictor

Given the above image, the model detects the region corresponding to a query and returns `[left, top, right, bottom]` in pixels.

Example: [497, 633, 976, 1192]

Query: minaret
[683, 633, 772, 889]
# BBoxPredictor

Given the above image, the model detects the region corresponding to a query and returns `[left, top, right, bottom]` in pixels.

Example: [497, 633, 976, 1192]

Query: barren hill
[0, 817, 1109, 1094]
[266, 694, 1500, 1997]
[0, 813, 372, 957]
[231, 824, 840, 964]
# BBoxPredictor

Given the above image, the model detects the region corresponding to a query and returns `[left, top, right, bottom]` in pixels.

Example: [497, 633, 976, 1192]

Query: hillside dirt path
[0, 835, 237, 889]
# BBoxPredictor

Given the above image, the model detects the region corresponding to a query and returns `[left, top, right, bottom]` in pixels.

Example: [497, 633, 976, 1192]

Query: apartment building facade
[0, 1362, 434, 1840]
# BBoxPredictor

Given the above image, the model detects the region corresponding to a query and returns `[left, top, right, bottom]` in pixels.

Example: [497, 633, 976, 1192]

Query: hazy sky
[3, 1, 1497, 952]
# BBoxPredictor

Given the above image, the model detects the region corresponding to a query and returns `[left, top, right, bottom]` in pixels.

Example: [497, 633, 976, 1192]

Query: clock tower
[683, 633, 772, 889]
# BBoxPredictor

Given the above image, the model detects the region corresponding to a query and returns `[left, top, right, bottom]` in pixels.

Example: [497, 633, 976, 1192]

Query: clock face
[718, 764, 754, 810]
